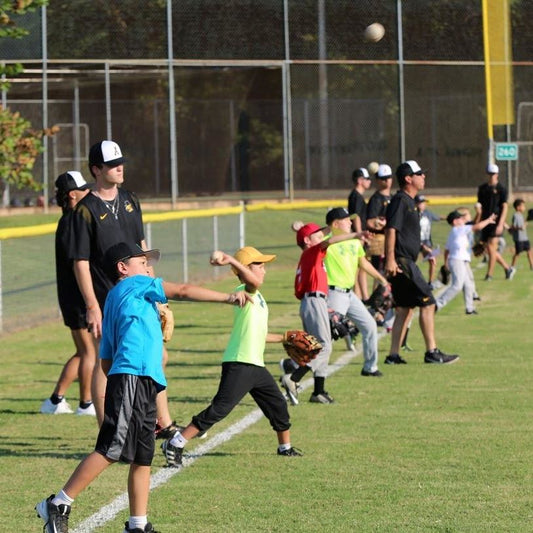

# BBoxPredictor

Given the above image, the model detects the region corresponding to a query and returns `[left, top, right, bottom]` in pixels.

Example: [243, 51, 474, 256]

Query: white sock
[278, 443, 291, 452]
[169, 431, 188, 448]
[128, 515, 148, 530]
[53, 489, 74, 507]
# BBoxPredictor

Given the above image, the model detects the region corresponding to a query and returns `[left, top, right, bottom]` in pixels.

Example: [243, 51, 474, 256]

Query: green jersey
[223, 284, 268, 366]
[324, 239, 365, 289]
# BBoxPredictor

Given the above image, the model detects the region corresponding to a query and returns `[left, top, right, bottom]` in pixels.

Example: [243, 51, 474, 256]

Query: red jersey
[294, 244, 328, 300]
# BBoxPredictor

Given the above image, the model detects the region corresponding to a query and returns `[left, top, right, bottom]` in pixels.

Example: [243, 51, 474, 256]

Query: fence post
[182, 218, 188, 282]
[239, 201, 245, 248]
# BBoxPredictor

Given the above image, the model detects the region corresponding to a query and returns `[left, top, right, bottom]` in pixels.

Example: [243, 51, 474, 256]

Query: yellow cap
[232, 246, 276, 274]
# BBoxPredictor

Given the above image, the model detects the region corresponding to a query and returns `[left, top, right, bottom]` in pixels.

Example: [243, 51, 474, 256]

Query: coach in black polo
[384, 160, 459, 366]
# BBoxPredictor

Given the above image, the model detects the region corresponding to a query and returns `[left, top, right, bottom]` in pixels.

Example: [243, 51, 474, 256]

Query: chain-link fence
[2, 0, 533, 205]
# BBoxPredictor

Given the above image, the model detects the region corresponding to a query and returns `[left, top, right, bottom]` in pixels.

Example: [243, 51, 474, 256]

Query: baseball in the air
[291, 220, 304, 232]
[210, 250, 224, 264]
[364, 22, 385, 43]
[368, 161, 379, 175]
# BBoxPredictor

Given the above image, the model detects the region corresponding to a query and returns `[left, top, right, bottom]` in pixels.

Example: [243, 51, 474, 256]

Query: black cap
[352, 167, 370, 180]
[446, 210, 464, 225]
[326, 207, 352, 225]
[415, 195, 427, 204]
[55, 171, 89, 193]
[396, 159, 426, 180]
[103, 242, 160, 280]
[89, 140, 125, 168]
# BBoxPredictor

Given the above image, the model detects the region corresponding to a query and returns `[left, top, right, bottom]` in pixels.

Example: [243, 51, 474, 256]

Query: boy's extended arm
[320, 230, 371, 250]
[210, 252, 263, 292]
[471, 213, 497, 232]
[162, 281, 251, 307]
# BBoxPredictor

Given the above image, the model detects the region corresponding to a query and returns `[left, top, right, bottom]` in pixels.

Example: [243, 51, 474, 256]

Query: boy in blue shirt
[36, 242, 250, 533]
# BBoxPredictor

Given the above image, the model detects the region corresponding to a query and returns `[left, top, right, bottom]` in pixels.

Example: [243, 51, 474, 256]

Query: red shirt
[294, 244, 328, 299]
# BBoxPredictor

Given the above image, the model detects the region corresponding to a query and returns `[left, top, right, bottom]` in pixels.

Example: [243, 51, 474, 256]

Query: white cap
[404, 160, 422, 173]
[487, 163, 499, 174]
[376, 164, 392, 178]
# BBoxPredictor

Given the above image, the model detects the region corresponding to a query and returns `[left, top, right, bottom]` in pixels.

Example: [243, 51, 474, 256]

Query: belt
[304, 291, 327, 299]
[328, 285, 352, 293]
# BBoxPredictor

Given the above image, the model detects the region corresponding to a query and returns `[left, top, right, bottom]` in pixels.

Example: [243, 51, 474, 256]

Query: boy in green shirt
[162, 246, 302, 467]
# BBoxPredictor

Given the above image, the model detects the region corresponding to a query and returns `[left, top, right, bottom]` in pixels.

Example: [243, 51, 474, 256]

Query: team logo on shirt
[124, 200, 134, 213]
[100, 213, 108, 220]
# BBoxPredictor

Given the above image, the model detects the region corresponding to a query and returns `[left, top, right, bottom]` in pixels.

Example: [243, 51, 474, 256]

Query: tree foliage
[0, 0, 49, 194]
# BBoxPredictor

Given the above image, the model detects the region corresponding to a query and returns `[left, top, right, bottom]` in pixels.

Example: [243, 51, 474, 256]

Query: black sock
[314, 376, 325, 395]
[79, 401, 93, 409]
[291, 366, 311, 382]
[50, 393, 63, 405]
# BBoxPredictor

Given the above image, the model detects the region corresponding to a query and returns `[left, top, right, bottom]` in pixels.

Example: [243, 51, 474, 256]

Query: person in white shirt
[436, 208, 496, 315]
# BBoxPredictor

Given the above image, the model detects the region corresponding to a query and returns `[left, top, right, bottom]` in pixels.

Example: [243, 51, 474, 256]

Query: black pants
[192, 362, 291, 433]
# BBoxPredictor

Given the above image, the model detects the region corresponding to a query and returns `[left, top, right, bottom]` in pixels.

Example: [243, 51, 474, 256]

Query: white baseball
[368, 161, 379, 175]
[364, 22, 385, 43]
[291, 220, 304, 232]
[210, 250, 224, 264]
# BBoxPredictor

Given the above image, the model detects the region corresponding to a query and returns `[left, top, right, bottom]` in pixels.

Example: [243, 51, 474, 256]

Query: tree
[0, 0, 49, 197]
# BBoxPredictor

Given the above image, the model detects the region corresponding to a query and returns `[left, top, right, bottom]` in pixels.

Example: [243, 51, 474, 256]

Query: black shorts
[481, 225, 502, 241]
[95, 374, 158, 466]
[59, 304, 88, 330]
[514, 240, 530, 254]
[390, 257, 436, 309]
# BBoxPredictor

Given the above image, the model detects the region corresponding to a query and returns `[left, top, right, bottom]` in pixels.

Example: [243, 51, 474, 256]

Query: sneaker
[505, 266, 516, 280]
[280, 374, 299, 406]
[277, 446, 303, 457]
[309, 391, 335, 404]
[161, 439, 183, 467]
[35, 494, 70, 533]
[40, 398, 73, 415]
[466, 309, 478, 315]
[473, 295, 481, 301]
[155, 421, 207, 440]
[361, 369, 383, 377]
[424, 348, 460, 364]
[384, 354, 407, 365]
[279, 358, 298, 375]
[76, 403, 96, 416]
[484, 274, 493, 281]
[344, 336, 356, 352]
[123, 521, 159, 532]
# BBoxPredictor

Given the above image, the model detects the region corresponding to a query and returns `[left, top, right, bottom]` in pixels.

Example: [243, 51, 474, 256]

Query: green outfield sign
[495, 143, 518, 161]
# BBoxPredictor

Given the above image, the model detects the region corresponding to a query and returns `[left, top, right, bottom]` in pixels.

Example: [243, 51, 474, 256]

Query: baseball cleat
[161, 439, 183, 467]
[277, 446, 303, 457]
[280, 374, 299, 405]
[35, 494, 70, 533]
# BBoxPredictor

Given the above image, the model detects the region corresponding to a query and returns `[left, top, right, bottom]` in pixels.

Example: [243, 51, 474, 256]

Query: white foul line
[72, 335, 382, 532]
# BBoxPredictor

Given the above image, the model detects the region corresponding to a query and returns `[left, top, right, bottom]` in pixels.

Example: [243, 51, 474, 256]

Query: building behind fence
[2, 0, 533, 207]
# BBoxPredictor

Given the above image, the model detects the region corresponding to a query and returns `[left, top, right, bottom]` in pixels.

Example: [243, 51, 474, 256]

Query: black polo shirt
[68, 189, 145, 309]
[347, 189, 367, 229]
[386, 190, 420, 261]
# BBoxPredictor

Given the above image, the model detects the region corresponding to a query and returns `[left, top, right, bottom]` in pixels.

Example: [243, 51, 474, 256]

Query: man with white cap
[476, 163, 515, 281]
[40, 171, 96, 416]
[366, 163, 393, 274]
[384, 160, 459, 365]
[68, 141, 149, 425]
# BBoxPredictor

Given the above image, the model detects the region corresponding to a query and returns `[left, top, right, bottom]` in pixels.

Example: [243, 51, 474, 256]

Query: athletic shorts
[481, 225, 502, 241]
[514, 240, 530, 254]
[390, 257, 436, 309]
[95, 374, 158, 466]
[59, 304, 88, 330]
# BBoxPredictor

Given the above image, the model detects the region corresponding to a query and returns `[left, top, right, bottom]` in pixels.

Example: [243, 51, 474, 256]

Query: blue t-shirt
[100, 275, 167, 391]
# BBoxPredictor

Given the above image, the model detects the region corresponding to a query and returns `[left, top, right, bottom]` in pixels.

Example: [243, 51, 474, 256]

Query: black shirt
[366, 191, 390, 233]
[386, 190, 420, 261]
[68, 188, 145, 309]
[56, 208, 85, 317]
[477, 182, 508, 223]
[347, 189, 367, 229]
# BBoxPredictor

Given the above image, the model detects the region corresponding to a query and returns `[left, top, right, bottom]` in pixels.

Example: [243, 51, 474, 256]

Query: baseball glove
[282, 330, 322, 366]
[439, 265, 451, 285]
[472, 242, 485, 257]
[158, 303, 175, 343]
[329, 310, 359, 341]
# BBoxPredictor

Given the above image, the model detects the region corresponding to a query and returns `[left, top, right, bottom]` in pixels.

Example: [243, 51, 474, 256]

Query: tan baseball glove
[158, 303, 175, 343]
[282, 330, 322, 366]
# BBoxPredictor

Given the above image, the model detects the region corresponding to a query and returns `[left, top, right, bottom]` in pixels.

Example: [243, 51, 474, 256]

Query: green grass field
[1, 206, 532, 532]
